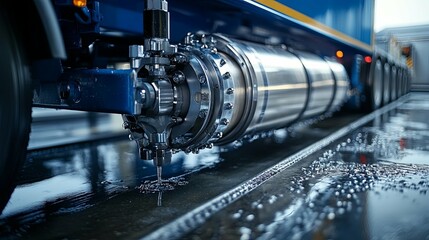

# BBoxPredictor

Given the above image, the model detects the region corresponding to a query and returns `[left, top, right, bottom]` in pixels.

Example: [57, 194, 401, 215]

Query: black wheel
[0, 9, 33, 214]
[382, 62, 390, 105]
[365, 58, 383, 111]
[397, 68, 403, 97]
[390, 66, 397, 101]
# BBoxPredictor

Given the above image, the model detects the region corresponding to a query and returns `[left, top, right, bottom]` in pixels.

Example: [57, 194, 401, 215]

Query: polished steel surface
[297, 51, 335, 119]
[233, 41, 309, 133]
[325, 59, 349, 113]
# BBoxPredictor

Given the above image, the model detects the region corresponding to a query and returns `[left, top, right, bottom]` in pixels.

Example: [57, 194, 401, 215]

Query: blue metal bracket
[33, 69, 137, 114]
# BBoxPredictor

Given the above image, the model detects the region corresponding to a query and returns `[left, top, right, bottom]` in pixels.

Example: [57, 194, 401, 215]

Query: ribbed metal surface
[297, 52, 335, 119]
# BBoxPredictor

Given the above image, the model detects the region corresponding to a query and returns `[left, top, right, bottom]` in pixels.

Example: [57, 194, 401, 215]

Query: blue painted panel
[34, 69, 136, 114]
[273, 0, 374, 46]
[96, 0, 373, 53]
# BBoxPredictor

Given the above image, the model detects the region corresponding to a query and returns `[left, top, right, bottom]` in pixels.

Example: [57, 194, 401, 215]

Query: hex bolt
[138, 89, 147, 104]
[226, 88, 234, 94]
[171, 54, 188, 64]
[214, 132, 223, 138]
[220, 118, 229, 125]
[224, 102, 233, 110]
[220, 59, 226, 67]
[129, 45, 144, 58]
[172, 71, 186, 84]
[59, 81, 81, 103]
[222, 72, 231, 80]
[199, 75, 207, 84]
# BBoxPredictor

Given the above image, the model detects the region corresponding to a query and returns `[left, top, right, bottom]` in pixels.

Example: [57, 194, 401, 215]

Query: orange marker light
[364, 56, 372, 63]
[73, 0, 87, 7]
[336, 50, 344, 59]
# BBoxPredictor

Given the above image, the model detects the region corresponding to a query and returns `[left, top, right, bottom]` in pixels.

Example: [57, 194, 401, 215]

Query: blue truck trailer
[0, 0, 411, 213]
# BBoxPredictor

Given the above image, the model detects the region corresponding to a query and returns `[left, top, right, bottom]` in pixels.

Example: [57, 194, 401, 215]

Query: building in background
[376, 24, 429, 91]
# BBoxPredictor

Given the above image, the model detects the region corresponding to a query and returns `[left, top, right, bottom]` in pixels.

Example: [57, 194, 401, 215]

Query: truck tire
[0, 10, 33, 214]
[365, 58, 383, 111]
[390, 66, 397, 101]
[383, 62, 390, 105]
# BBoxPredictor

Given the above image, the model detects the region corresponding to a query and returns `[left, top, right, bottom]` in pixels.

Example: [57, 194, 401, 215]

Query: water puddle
[256, 113, 429, 239]
[137, 177, 189, 194]
[137, 175, 189, 206]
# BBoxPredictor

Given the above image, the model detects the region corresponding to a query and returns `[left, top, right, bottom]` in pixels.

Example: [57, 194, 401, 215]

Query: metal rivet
[199, 75, 206, 84]
[222, 72, 231, 80]
[172, 71, 186, 84]
[220, 59, 226, 67]
[220, 118, 229, 125]
[224, 103, 233, 110]
[214, 132, 223, 138]
[226, 88, 234, 94]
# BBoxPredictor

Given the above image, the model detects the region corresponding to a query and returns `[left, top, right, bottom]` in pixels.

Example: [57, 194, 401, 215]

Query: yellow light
[73, 0, 87, 7]
[336, 50, 344, 59]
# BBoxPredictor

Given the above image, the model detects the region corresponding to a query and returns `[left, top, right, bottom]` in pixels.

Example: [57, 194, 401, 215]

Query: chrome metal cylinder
[296, 52, 336, 119]
[325, 59, 349, 113]
[193, 34, 349, 146]
[219, 39, 309, 137]
[125, 33, 350, 156]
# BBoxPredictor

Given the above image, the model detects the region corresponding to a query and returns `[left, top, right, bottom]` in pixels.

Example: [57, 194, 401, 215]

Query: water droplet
[246, 214, 255, 221]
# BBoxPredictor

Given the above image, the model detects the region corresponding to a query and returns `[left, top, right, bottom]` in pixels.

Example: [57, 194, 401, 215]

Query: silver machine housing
[122, 0, 350, 167]
[123, 32, 349, 166]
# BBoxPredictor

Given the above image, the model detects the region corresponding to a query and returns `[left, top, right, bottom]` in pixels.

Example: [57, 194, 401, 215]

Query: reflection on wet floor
[1, 142, 222, 217]
[1, 93, 429, 240]
[181, 93, 429, 240]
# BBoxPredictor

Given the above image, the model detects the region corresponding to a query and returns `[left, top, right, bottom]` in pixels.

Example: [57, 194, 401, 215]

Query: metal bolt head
[171, 54, 188, 64]
[214, 132, 223, 138]
[145, 0, 168, 11]
[226, 88, 234, 94]
[224, 102, 233, 110]
[199, 75, 206, 84]
[223, 72, 231, 80]
[220, 118, 229, 125]
[172, 71, 186, 84]
[138, 89, 147, 104]
[129, 45, 144, 58]
[220, 59, 226, 67]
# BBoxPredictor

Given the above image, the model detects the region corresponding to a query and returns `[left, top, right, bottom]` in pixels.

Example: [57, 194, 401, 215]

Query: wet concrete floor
[0, 93, 428, 240]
